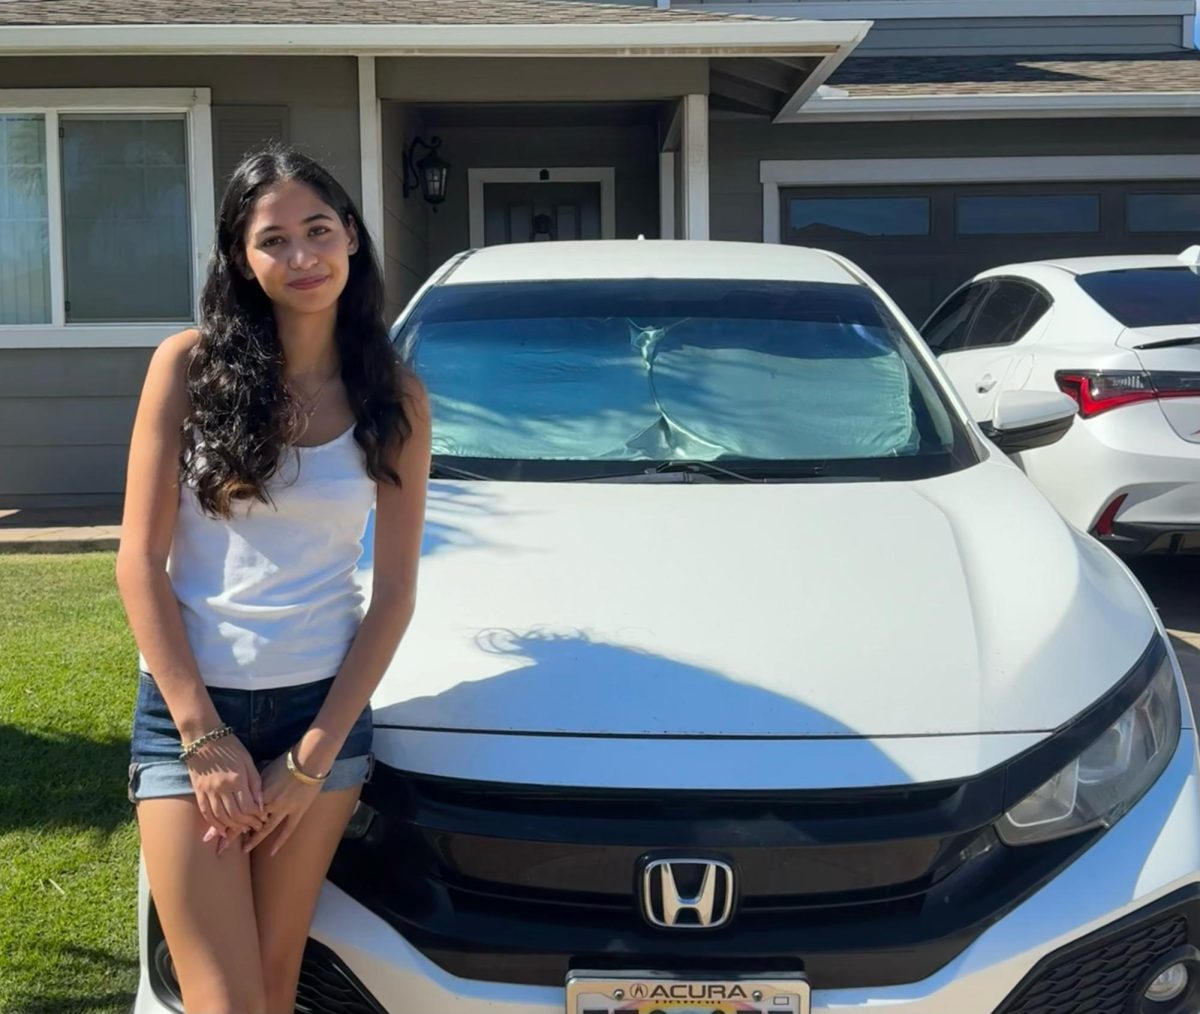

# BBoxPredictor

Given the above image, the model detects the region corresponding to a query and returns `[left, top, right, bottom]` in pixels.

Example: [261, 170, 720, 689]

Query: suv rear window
[1077, 267, 1200, 328]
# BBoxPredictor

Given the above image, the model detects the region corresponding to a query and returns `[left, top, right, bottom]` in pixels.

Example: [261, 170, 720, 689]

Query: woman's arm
[294, 371, 432, 777]
[119, 330, 267, 840]
[115, 329, 224, 744]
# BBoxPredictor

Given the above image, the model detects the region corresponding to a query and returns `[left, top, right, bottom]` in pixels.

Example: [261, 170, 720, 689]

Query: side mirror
[980, 390, 1077, 454]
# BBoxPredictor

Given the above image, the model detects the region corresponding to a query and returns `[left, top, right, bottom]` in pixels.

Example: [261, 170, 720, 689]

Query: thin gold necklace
[289, 371, 338, 422]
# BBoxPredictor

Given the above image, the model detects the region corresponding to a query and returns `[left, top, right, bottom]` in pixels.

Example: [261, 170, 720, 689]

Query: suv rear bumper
[133, 728, 1200, 1013]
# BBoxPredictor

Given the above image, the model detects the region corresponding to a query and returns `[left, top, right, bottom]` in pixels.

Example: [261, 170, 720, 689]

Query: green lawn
[0, 551, 140, 1014]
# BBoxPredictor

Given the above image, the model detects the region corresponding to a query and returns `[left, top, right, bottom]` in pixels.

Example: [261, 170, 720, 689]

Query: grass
[0, 551, 140, 1014]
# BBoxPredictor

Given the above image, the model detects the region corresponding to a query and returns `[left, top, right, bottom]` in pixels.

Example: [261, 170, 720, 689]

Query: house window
[1127, 193, 1200, 234]
[0, 89, 213, 347]
[60, 116, 192, 323]
[786, 196, 930, 238]
[956, 194, 1100, 236]
[0, 114, 51, 325]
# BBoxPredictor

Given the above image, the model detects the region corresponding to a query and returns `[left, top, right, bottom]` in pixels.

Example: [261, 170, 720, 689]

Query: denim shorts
[128, 670, 374, 804]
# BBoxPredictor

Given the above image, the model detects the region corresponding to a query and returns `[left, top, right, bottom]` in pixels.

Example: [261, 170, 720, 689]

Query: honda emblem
[641, 859, 735, 929]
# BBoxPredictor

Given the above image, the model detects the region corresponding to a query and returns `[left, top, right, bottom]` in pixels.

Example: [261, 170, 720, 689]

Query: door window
[922, 283, 988, 353]
[963, 280, 1051, 350]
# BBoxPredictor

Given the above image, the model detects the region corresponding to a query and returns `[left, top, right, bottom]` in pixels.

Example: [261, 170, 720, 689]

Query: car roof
[440, 240, 861, 287]
[980, 254, 1190, 279]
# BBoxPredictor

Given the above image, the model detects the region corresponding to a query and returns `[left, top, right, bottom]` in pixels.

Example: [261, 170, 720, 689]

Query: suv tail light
[1055, 370, 1200, 418]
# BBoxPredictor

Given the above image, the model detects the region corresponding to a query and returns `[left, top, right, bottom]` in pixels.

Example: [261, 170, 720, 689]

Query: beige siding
[0, 348, 151, 506]
[381, 103, 431, 325]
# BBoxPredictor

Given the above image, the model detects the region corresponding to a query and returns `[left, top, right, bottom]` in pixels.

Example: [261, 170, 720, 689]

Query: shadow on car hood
[365, 460, 1153, 740]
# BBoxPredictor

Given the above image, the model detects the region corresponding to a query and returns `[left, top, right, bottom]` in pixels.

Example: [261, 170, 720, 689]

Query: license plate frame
[565, 970, 811, 1013]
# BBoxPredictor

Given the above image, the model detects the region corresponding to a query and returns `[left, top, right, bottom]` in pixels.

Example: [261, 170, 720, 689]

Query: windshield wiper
[651, 459, 764, 482]
[650, 460, 831, 482]
[1134, 334, 1200, 350]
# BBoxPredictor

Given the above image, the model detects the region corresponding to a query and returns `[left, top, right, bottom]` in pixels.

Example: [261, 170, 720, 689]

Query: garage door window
[957, 195, 1100, 236]
[1127, 193, 1200, 234]
[787, 196, 930, 238]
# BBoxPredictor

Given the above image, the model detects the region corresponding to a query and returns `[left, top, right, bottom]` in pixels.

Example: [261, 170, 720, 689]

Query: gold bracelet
[286, 746, 330, 786]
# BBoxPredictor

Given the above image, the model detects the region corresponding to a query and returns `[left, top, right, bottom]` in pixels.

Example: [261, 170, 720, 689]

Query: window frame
[960, 277, 1053, 351]
[0, 88, 214, 349]
[921, 281, 990, 354]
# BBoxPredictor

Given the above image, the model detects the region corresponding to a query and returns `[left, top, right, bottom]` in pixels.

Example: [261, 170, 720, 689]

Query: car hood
[368, 459, 1154, 739]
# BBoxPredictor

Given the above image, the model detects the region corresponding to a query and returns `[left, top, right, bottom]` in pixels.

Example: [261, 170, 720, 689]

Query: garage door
[780, 181, 1200, 324]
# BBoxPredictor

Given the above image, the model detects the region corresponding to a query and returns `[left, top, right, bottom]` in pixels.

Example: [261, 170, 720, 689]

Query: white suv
[134, 241, 1200, 1014]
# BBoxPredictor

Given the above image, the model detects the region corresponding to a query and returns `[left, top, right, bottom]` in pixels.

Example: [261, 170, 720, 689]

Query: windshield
[1077, 267, 1200, 328]
[396, 278, 975, 481]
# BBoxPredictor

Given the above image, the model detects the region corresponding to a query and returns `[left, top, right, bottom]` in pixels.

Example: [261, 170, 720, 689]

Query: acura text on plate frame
[566, 972, 811, 1013]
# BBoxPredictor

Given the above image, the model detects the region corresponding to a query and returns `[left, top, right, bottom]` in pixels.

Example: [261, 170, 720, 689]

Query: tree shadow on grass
[0, 725, 133, 836]
[3, 943, 136, 1014]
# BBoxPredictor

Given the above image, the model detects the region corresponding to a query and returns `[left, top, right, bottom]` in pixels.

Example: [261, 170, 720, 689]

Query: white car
[923, 249, 1200, 556]
[135, 241, 1200, 1014]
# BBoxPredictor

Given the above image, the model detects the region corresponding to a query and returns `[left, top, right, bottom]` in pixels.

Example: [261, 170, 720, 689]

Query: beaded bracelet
[179, 723, 234, 762]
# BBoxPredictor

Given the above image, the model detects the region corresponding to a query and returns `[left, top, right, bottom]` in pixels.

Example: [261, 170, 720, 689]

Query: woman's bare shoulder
[139, 329, 201, 423]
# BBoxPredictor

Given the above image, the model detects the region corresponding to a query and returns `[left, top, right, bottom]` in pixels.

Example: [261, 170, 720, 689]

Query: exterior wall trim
[467, 167, 617, 248]
[676, 1, 1193, 19]
[774, 40, 861, 121]
[0, 86, 214, 349]
[783, 92, 1200, 122]
[759, 154, 1200, 243]
[358, 56, 385, 251]
[681, 93, 710, 240]
[0, 22, 870, 57]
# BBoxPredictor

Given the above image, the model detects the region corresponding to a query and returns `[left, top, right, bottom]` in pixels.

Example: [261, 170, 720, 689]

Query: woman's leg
[250, 786, 362, 1014]
[137, 797, 267, 1014]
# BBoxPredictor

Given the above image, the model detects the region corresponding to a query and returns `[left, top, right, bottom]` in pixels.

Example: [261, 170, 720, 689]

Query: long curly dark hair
[183, 145, 413, 518]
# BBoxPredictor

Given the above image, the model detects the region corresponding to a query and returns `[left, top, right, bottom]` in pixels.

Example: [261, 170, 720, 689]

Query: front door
[483, 181, 602, 245]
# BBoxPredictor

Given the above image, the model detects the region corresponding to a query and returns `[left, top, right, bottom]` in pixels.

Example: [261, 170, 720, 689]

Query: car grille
[296, 939, 386, 1014]
[326, 765, 1097, 990]
[995, 908, 1195, 1014]
[993, 892, 1200, 1012]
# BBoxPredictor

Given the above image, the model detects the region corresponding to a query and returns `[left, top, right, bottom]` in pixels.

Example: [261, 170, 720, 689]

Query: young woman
[116, 146, 430, 1014]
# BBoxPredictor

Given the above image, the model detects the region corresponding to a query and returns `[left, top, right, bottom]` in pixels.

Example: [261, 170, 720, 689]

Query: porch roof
[0, 0, 812, 27]
[0, 1, 872, 121]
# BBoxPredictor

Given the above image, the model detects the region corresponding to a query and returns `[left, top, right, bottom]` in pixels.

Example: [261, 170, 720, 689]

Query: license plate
[566, 971, 811, 1013]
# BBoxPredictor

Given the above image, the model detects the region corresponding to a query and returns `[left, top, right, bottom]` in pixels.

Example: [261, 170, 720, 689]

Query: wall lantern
[403, 135, 450, 209]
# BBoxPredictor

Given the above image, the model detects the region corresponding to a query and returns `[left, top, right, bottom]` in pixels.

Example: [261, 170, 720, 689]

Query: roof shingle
[829, 53, 1200, 97]
[0, 0, 769, 25]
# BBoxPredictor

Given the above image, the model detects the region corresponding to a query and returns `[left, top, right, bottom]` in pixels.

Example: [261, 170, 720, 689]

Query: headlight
[999, 652, 1181, 846]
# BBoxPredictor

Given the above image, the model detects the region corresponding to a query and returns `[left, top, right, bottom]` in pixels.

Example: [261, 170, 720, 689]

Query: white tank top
[138, 424, 376, 690]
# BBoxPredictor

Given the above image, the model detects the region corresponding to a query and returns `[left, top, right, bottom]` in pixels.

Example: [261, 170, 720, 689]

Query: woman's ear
[232, 248, 256, 281]
[346, 217, 360, 256]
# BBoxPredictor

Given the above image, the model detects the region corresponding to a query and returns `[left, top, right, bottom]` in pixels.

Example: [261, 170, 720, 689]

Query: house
[1, 0, 1197, 507]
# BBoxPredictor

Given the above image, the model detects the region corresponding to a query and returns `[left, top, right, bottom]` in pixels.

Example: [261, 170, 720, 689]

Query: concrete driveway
[1127, 558, 1200, 721]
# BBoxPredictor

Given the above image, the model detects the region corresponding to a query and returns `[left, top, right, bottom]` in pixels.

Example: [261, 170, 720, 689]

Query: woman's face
[240, 179, 359, 316]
